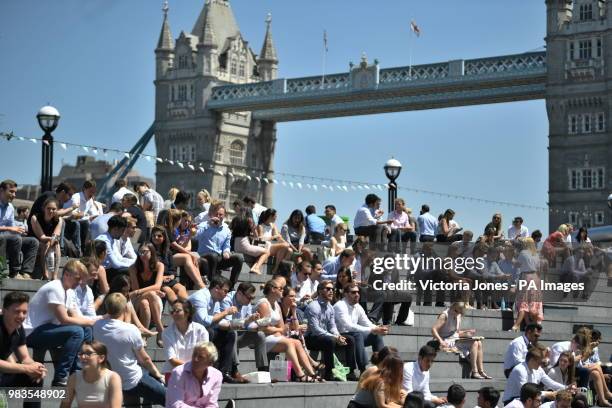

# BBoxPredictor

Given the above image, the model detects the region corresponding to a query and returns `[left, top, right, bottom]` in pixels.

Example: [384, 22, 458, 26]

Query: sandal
[156, 332, 164, 348]
[296, 374, 316, 383]
[306, 370, 326, 383]
[470, 372, 485, 379]
[479, 371, 493, 379]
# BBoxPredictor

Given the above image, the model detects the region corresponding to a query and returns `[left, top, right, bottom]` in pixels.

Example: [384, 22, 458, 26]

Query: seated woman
[257, 209, 291, 274]
[577, 330, 612, 406]
[61, 341, 122, 408]
[162, 300, 209, 383]
[29, 197, 63, 280]
[102, 275, 157, 339]
[256, 280, 323, 382]
[334, 266, 354, 304]
[280, 286, 323, 373]
[128, 243, 165, 347]
[436, 209, 462, 243]
[281, 210, 313, 262]
[349, 354, 405, 408]
[561, 246, 590, 298]
[359, 345, 400, 380]
[329, 223, 348, 257]
[150, 225, 189, 303]
[230, 213, 270, 274]
[91, 240, 110, 309]
[547, 351, 576, 386]
[165, 210, 206, 289]
[431, 301, 491, 379]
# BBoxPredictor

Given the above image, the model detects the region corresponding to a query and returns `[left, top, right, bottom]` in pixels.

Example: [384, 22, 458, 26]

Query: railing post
[448, 59, 465, 77]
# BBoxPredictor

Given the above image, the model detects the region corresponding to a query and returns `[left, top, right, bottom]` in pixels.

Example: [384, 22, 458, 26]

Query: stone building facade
[546, 0, 612, 229]
[153, 0, 277, 208]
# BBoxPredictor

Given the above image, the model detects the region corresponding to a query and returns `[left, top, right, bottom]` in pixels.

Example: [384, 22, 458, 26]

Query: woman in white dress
[256, 279, 323, 382]
[256, 209, 291, 274]
[431, 301, 491, 379]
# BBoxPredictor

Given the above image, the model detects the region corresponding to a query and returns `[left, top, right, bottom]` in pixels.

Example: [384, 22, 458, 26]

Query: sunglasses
[348, 291, 360, 294]
[322, 287, 334, 291]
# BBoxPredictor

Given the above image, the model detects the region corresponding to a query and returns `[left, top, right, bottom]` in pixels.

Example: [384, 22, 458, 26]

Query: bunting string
[0, 131, 602, 217]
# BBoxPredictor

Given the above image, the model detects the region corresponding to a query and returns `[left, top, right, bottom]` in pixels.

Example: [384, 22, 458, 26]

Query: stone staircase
[1, 257, 610, 408]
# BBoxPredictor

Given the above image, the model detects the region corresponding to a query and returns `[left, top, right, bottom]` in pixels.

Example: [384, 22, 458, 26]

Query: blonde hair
[167, 187, 180, 201]
[520, 237, 537, 255]
[104, 293, 127, 318]
[558, 224, 569, 235]
[63, 259, 86, 277]
[197, 189, 211, 203]
[193, 341, 218, 364]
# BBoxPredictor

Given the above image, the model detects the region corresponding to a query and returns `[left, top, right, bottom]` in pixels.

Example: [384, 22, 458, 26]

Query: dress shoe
[51, 378, 68, 387]
[346, 371, 359, 382]
[223, 374, 240, 384]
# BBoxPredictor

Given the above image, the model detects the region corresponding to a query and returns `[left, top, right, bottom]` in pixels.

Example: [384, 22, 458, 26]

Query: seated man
[93, 293, 165, 406]
[95, 215, 135, 284]
[353, 193, 392, 250]
[88, 202, 123, 243]
[166, 341, 224, 408]
[322, 248, 355, 281]
[221, 282, 268, 373]
[195, 202, 243, 288]
[403, 345, 447, 408]
[24, 260, 94, 387]
[304, 280, 358, 381]
[438, 384, 466, 408]
[305, 205, 326, 244]
[0, 291, 47, 395]
[503, 323, 542, 378]
[504, 383, 541, 408]
[477, 386, 501, 408]
[334, 282, 387, 374]
[324, 204, 346, 240]
[540, 390, 572, 408]
[64, 179, 103, 249]
[188, 276, 247, 384]
[121, 193, 147, 243]
[503, 347, 566, 405]
[291, 261, 318, 303]
[0, 179, 39, 279]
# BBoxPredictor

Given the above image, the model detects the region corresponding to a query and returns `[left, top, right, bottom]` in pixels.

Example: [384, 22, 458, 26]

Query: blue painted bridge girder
[207, 51, 547, 122]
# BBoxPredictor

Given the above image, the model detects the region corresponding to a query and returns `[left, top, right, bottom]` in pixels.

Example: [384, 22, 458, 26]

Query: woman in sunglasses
[256, 279, 323, 382]
[129, 242, 165, 347]
[61, 341, 122, 408]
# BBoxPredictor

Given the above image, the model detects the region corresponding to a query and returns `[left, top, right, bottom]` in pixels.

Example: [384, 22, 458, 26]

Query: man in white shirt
[63, 179, 103, 249]
[292, 261, 317, 303]
[417, 204, 439, 242]
[503, 323, 542, 378]
[438, 384, 466, 408]
[334, 282, 388, 374]
[504, 383, 541, 408]
[503, 347, 566, 405]
[95, 215, 135, 283]
[94, 293, 165, 406]
[324, 204, 346, 239]
[548, 334, 588, 368]
[403, 345, 447, 408]
[24, 260, 94, 386]
[540, 390, 572, 408]
[242, 196, 267, 225]
[508, 217, 529, 241]
[353, 194, 392, 250]
[111, 179, 134, 204]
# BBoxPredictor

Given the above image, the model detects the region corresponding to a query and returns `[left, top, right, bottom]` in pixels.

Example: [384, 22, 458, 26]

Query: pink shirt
[166, 363, 223, 408]
[388, 210, 409, 229]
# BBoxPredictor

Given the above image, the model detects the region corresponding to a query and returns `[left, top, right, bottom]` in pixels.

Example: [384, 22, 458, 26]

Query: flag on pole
[410, 20, 421, 37]
[323, 30, 328, 52]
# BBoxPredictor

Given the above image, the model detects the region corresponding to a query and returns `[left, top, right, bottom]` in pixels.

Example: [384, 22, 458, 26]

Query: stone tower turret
[257, 14, 279, 81]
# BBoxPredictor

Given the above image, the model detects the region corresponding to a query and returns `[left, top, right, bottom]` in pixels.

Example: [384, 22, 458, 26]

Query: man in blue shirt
[304, 280, 358, 381]
[188, 276, 247, 383]
[195, 202, 243, 288]
[305, 205, 326, 244]
[321, 248, 355, 281]
[417, 204, 439, 242]
[0, 180, 39, 279]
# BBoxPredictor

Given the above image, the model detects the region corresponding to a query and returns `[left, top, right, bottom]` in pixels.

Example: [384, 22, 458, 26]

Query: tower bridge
[127, 0, 610, 231]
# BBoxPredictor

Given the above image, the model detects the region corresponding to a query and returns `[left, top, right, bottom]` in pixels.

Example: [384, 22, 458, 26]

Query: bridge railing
[209, 51, 546, 104]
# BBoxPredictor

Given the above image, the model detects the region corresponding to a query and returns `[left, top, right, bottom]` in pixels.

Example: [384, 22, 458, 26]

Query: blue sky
[0, 1, 550, 234]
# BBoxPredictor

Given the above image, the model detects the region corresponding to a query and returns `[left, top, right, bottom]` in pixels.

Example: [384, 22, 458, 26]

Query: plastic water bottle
[500, 298, 506, 310]
[46, 252, 55, 274]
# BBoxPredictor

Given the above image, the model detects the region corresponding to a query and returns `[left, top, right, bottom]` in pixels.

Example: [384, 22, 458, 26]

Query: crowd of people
[0, 178, 611, 408]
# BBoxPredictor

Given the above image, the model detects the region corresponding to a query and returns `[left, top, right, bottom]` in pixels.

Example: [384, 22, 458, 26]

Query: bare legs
[250, 251, 270, 274]
[173, 253, 205, 289]
[270, 337, 317, 380]
[269, 243, 291, 274]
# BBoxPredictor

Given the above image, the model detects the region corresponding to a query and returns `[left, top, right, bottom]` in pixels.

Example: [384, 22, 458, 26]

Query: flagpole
[322, 30, 327, 88]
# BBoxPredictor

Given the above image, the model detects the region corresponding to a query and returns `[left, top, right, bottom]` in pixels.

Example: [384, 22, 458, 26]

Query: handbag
[269, 354, 293, 382]
[332, 354, 351, 382]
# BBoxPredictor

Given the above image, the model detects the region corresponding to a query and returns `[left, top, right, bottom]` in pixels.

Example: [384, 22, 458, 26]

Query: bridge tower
[153, 0, 278, 209]
[546, 0, 611, 230]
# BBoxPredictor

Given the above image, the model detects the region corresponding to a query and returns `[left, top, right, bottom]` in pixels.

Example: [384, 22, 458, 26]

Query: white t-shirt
[66, 285, 98, 319]
[112, 187, 135, 204]
[93, 318, 144, 390]
[23, 280, 68, 335]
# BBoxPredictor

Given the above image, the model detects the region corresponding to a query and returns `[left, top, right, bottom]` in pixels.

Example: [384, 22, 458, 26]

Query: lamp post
[37, 106, 60, 192]
[384, 157, 402, 213]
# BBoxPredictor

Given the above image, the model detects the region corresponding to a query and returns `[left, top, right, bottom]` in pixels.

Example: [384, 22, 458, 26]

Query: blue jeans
[26, 324, 90, 383]
[123, 370, 166, 407]
[342, 331, 385, 372]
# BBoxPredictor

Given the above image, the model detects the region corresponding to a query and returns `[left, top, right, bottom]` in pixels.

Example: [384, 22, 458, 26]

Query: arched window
[229, 140, 244, 165]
